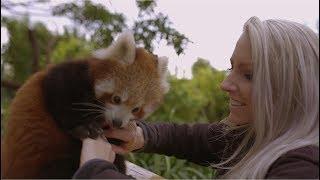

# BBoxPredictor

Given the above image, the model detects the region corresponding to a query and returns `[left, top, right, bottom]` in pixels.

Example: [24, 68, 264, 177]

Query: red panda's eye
[112, 96, 121, 104]
[132, 107, 140, 114]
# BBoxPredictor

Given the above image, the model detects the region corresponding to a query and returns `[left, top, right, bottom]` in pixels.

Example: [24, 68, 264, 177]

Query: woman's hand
[104, 121, 145, 154]
[80, 137, 115, 167]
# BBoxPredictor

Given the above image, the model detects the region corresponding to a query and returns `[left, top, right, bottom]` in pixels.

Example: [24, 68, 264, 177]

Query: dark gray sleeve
[265, 146, 319, 179]
[136, 121, 232, 166]
[72, 159, 134, 179]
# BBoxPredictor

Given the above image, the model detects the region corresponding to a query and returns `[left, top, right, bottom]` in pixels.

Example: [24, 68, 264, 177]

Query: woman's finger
[104, 129, 134, 142]
[108, 150, 116, 162]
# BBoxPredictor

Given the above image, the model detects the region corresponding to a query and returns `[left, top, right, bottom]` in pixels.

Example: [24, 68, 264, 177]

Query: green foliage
[149, 58, 229, 123]
[134, 1, 190, 55]
[136, 0, 156, 14]
[53, 0, 126, 48]
[1, 17, 54, 83]
[2, 17, 32, 83]
[1, 88, 13, 137]
[51, 36, 93, 63]
[52, 0, 190, 54]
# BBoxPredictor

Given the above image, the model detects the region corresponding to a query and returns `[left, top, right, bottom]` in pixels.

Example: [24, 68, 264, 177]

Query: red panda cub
[1, 31, 170, 178]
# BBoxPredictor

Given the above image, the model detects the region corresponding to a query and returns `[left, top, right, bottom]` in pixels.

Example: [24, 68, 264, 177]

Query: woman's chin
[228, 114, 250, 126]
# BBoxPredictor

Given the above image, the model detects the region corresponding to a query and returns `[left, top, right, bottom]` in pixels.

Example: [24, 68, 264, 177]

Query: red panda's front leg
[42, 60, 105, 140]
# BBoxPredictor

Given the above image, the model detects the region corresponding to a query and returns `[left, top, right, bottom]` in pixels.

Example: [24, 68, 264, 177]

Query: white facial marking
[94, 79, 115, 98]
[121, 90, 129, 102]
[104, 104, 134, 128]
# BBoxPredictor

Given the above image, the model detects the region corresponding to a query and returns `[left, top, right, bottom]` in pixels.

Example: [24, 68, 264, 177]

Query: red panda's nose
[112, 118, 122, 128]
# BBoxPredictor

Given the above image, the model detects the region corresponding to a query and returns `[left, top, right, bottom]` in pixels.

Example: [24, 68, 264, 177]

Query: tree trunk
[28, 28, 40, 73]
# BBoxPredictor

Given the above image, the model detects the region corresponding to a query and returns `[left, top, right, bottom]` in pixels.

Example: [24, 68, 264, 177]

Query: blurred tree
[192, 58, 213, 75]
[192, 58, 229, 121]
[52, 0, 127, 48]
[133, 1, 190, 55]
[1, 16, 60, 130]
[1, 17, 55, 84]
[149, 58, 229, 123]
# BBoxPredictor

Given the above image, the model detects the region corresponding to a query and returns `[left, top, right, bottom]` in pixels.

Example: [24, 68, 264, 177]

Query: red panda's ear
[92, 30, 136, 65]
[158, 56, 170, 94]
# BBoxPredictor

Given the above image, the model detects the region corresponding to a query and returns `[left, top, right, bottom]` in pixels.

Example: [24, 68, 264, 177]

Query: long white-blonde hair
[214, 16, 319, 178]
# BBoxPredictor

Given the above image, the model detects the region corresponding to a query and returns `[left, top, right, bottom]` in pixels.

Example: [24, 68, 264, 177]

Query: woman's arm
[105, 121, 245, 166]
[137, 121, 237, 166]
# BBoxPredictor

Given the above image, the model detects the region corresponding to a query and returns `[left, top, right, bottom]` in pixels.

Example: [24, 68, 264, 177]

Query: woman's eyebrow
[230, 57, 252, 71]
[230, 58, 251, 67]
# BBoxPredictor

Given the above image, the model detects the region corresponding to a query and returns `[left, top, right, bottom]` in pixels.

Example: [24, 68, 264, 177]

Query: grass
[127, 153, 217, 179]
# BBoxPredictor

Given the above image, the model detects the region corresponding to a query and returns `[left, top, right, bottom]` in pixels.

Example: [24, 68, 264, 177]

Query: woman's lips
[230, 98, 246, 106]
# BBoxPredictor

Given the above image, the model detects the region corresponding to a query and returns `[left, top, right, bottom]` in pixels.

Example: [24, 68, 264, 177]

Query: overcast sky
[1, 0, 319, 78]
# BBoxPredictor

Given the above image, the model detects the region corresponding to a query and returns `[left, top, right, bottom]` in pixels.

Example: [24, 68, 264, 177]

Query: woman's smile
[230, 98, 246, 106]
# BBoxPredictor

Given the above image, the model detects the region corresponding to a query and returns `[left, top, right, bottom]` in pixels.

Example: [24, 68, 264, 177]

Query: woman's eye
[226, 67, 233, 75]
[112, 95, 121, 104]
[132, 107, 140, 113]
[244, 74, 252, 80]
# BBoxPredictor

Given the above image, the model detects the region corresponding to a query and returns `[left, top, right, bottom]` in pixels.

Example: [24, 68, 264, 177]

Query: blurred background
[1, 0, 319, 179]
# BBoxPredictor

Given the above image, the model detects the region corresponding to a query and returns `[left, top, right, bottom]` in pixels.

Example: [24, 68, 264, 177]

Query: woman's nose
[220, 78, 237, 92]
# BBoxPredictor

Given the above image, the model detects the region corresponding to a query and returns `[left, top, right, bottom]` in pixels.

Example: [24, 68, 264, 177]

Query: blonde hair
[214, 17, 319, 178]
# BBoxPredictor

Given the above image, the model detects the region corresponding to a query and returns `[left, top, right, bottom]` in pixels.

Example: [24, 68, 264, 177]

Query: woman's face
[220, 33, 253, 125]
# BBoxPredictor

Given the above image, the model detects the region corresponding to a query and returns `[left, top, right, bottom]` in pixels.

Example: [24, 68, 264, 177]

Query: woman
[73, 16, 319, 179]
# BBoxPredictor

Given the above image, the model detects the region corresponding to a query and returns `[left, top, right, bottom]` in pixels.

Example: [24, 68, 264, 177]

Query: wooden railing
[125, 161, 164, 179]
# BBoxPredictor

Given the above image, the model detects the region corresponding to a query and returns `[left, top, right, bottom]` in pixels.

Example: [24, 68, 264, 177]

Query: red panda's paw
[68, 121, 104, 140]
